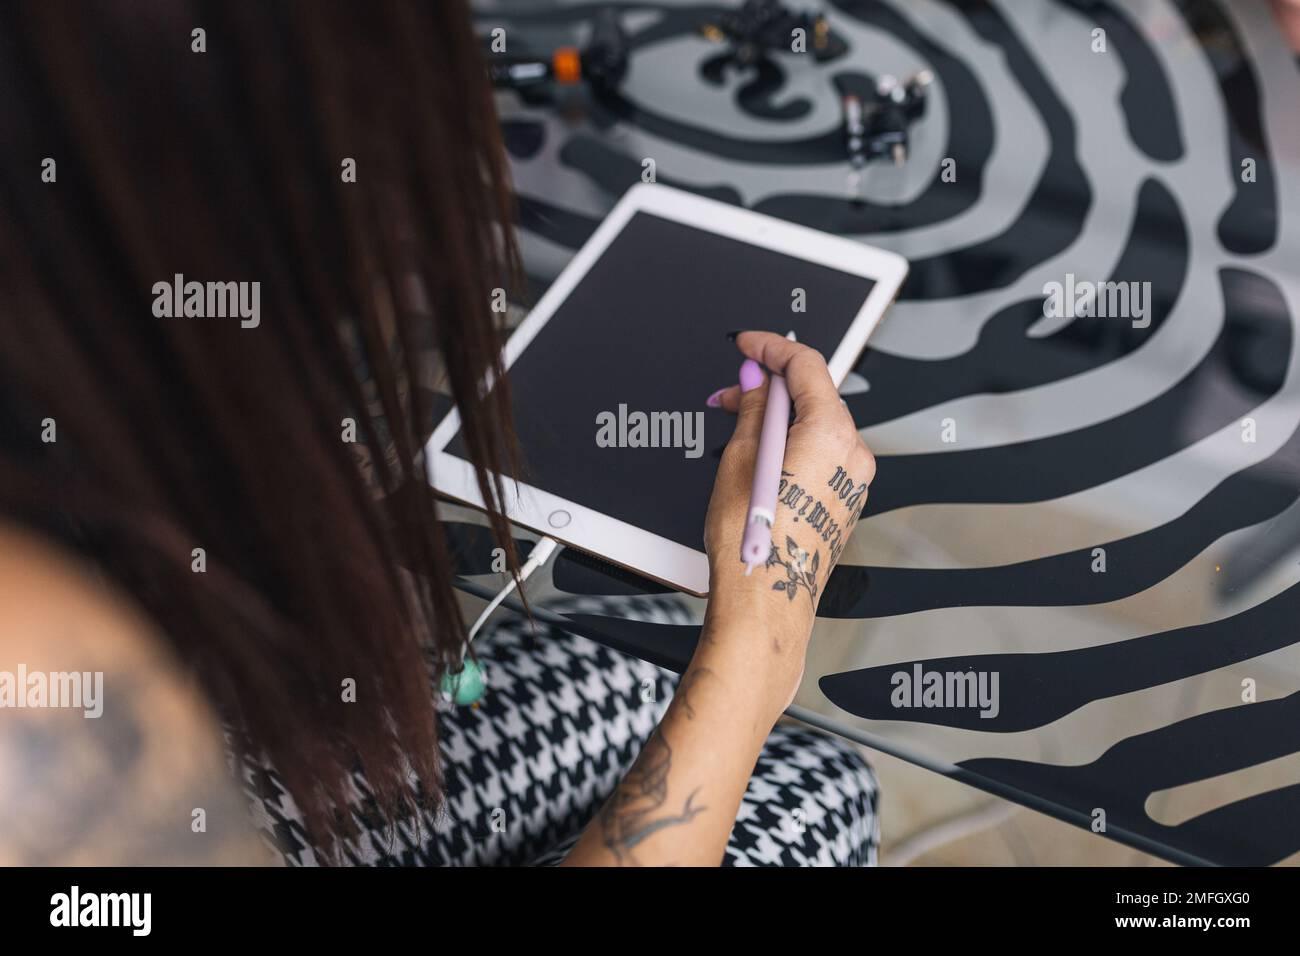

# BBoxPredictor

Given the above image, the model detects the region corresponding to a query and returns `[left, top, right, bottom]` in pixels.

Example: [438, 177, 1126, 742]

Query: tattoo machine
[485, 8, 629, 96]
[698, 0, 847, 67]
[842, 70, 933, 196]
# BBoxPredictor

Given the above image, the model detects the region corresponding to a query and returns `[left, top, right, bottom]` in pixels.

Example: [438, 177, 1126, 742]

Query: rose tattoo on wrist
[767, 535, 820, 602]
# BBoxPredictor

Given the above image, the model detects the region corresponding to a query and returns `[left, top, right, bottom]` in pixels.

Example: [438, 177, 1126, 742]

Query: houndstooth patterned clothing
[241, 616, 880, 867]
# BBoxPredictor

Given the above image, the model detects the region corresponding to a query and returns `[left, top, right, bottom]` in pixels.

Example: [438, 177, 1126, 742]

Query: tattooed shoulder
[0, 523, 273, 865]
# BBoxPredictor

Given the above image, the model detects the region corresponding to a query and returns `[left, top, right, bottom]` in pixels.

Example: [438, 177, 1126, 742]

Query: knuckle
[789, 347, 829, 376]
[832, 431, 875, 485]
[846, 431, 875, 479]
[739, 390, 767, 414]
[859, 446, 877, 485]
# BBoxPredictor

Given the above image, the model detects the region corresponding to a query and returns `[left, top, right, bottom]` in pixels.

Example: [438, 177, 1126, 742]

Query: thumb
[730, 358, 769, 448]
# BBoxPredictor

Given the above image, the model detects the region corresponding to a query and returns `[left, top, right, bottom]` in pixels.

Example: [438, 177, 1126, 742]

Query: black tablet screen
[445, 211, 876, 552]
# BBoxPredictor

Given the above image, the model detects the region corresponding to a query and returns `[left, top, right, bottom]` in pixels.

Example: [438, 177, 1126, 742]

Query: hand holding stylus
[704, 330, 876, 631]
[568, 332, 878, 867]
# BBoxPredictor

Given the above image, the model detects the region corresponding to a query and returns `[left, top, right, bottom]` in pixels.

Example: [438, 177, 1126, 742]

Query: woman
[0, 1, 878, 866]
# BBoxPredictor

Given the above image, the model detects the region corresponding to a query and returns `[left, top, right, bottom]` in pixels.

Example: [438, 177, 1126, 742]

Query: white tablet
[426, 183, 907, 596]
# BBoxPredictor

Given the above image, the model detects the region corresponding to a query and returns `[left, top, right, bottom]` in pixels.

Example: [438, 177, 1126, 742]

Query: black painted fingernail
[725, 329, 745, 341]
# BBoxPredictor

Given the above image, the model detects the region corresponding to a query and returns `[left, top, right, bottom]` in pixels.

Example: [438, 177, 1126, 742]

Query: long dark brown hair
[0, 0, 521, 850]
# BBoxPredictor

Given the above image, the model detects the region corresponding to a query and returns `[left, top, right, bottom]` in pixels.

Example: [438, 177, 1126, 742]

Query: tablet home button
[547, 509, 572, 529]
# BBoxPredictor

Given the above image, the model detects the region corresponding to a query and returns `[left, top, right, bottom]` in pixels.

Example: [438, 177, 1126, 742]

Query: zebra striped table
[449, 0, 1300, 866]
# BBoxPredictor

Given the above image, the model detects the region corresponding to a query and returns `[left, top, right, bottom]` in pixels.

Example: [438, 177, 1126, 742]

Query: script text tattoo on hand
[747, 467, 869, 602]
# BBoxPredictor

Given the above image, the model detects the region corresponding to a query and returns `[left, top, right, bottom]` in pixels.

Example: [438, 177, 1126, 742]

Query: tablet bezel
[425, 182, 907, 596]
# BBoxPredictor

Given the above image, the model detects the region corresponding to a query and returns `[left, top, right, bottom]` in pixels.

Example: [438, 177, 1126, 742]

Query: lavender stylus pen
[741, 331, 797, 574]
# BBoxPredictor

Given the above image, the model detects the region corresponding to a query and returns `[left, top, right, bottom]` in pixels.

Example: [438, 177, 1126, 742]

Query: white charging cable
[466, 535, 560, 643]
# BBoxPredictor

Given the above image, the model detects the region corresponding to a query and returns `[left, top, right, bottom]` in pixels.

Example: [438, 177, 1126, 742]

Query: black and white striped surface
[448, 0, 1300, 866]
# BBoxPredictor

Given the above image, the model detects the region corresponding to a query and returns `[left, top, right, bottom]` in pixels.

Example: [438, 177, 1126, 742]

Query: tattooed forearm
[674, 667, 714, 720]
[597, 728, 707, 865]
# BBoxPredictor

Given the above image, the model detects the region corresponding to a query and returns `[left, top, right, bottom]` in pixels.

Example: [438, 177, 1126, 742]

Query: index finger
[732, 331, 844, 421]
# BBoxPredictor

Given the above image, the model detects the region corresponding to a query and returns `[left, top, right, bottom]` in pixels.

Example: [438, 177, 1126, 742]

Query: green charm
[441, 659, 486, 706]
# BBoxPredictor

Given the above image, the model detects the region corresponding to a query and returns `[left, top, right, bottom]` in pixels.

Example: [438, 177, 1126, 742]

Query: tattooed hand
[566, 340, 874, 866]
[701, 332, 875, 712]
